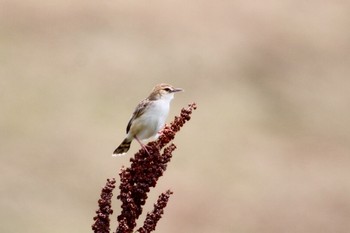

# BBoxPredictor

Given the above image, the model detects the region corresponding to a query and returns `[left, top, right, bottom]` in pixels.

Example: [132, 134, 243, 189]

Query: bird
[113, 83, 183, 156]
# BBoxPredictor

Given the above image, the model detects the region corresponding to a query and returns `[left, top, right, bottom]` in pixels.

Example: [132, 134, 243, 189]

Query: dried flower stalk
[92, 178, 116, 233]
[92, 103, 197, 233]
[137, 190, 174, 233]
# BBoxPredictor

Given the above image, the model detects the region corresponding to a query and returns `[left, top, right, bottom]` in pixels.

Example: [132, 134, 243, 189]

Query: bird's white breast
[133, 98, 171, 140]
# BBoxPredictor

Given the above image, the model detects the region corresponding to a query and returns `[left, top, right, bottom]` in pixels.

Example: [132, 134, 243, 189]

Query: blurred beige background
[1, 1, 350, 232]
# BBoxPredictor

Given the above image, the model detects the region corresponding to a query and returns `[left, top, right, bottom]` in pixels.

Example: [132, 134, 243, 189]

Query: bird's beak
[172, 88, 184, 93]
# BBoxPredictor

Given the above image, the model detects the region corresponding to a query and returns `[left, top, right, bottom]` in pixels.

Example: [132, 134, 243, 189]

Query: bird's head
[148, 83, 184, 101]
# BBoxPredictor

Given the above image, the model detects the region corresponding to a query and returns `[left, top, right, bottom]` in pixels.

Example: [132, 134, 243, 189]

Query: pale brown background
[1, 1, 350, 233]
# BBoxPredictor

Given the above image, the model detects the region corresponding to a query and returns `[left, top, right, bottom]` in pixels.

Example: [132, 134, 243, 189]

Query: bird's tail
[113, 138, 132, 156]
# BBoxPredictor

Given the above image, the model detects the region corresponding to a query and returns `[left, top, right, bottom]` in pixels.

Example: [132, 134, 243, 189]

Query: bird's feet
[135, 136, 150, 155]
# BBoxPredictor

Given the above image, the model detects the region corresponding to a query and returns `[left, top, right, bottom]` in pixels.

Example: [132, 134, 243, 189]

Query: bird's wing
[126, 99, 150, 134]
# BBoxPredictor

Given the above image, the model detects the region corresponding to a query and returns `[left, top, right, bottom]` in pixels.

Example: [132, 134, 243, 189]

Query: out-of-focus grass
[1, 1, 350, 232]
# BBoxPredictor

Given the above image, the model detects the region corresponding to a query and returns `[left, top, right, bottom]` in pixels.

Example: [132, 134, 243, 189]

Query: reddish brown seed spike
[114, 103, 197, 233]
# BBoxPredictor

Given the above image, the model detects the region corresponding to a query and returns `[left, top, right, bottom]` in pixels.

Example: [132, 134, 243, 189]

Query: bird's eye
[164, 88, 171, 92]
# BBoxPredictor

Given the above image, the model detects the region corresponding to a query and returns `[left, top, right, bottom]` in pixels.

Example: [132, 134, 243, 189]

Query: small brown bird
[113, 83, 183, 156]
